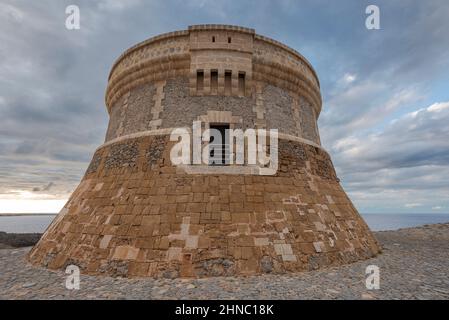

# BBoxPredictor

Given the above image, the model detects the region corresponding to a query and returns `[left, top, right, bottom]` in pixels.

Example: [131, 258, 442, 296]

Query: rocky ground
[0, 232, 42, 249]
[0, 223, 448, 300]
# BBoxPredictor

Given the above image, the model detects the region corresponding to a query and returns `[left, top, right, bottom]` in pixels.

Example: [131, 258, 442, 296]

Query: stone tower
[29, 25, 380, 278]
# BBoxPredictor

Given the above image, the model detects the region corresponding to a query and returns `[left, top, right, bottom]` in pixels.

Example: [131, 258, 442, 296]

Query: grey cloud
[42, 182, 54, 191]
[32, 182, 54, 192]
[0, 0, 448, 213]
[332, 102, 449, 173]
[327, 102, 449, 212]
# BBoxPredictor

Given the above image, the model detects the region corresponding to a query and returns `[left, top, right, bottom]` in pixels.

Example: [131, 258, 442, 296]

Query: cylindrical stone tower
[29, 25, 380, 278]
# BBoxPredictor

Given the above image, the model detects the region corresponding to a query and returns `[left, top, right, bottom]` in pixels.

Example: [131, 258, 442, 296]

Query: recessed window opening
[196, 70, 204, 91]
[210, 70, 218, 94]
[228, 37, 232, 43]
[212, 36, 215, 42]
[224, 70, 232, 95]
[238, 72, 246, 96]
[209, 124, 230, 166]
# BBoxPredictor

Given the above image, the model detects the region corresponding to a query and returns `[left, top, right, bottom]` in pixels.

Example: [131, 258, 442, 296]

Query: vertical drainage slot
[224, 70, 232, 95]
[238, 72, 246, 96]
[210, 70, 218, 94]
[197, 70, 204, 92]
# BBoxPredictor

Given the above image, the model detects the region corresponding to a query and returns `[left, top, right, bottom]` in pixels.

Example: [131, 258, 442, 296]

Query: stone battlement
[105, 25, 321, 119]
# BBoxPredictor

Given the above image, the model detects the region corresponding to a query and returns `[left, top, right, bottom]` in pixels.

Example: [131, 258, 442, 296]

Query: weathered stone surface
[260, 256, 274, 273]
[104, 141, 139, 169]
[299, 97, 319, 143]
[161, 77, 256, 131]
[263, 84, 296, 137]
[146, 136, 167, 166]
[28, 135, 380, 278]
[85, 152, 102, 175]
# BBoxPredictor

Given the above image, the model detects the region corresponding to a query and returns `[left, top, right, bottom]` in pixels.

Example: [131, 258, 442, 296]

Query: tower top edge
[188, 24, 256, 34]
[107, 24, 320, 87]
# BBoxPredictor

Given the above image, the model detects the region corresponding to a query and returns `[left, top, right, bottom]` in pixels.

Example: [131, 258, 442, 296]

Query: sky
[0, 0, 448, 214]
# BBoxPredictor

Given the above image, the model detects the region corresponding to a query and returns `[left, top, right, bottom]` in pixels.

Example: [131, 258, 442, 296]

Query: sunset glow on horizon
[0, 199, 66, 214]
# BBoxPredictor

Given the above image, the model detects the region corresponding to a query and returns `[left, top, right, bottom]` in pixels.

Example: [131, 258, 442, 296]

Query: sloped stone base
[28, 135, 380, 278]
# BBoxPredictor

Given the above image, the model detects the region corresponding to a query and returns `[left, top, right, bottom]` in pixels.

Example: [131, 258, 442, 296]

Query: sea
[0, 213, 448, 233]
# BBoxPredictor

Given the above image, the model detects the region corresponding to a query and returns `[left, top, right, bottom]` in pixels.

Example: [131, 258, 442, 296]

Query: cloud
[0, 3, 24, 23]
[32, 182, 54, 192]
[42, 182, 54, 191]
[405, 203, 421, 208]
[326, 100, 449, 213]
[339, 73, 357, 86]
[0, 1, 448, 214]
[427, 101, 449, 113]
[97, 0, 143, 12]
[333, 100, 449, 171]
[320, 80, 422, 148]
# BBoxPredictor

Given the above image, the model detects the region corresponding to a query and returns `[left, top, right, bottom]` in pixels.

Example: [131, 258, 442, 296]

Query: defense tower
[29, 25, 380, 277]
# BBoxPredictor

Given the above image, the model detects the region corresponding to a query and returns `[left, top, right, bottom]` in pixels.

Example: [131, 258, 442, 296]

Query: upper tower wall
[104, 25, 323, 146]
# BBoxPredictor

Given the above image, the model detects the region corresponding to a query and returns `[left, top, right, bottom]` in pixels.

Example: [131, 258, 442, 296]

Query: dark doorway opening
[209, 124, 230, 165]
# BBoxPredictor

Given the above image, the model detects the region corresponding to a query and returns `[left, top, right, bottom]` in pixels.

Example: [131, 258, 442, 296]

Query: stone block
[99, 235, 113, 249]
[254, 237, 269, 246]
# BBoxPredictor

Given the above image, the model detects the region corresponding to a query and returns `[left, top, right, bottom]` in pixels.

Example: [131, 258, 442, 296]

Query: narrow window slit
[196, 70, 204, 92]
[238, 72, 246, 96]
[224, 70, 232, 95]
[210, 70, 218, 94]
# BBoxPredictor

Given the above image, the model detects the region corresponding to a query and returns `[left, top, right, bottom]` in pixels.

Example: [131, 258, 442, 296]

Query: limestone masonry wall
[29, 135, 379, 277]
[105, 76, 320, 144]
